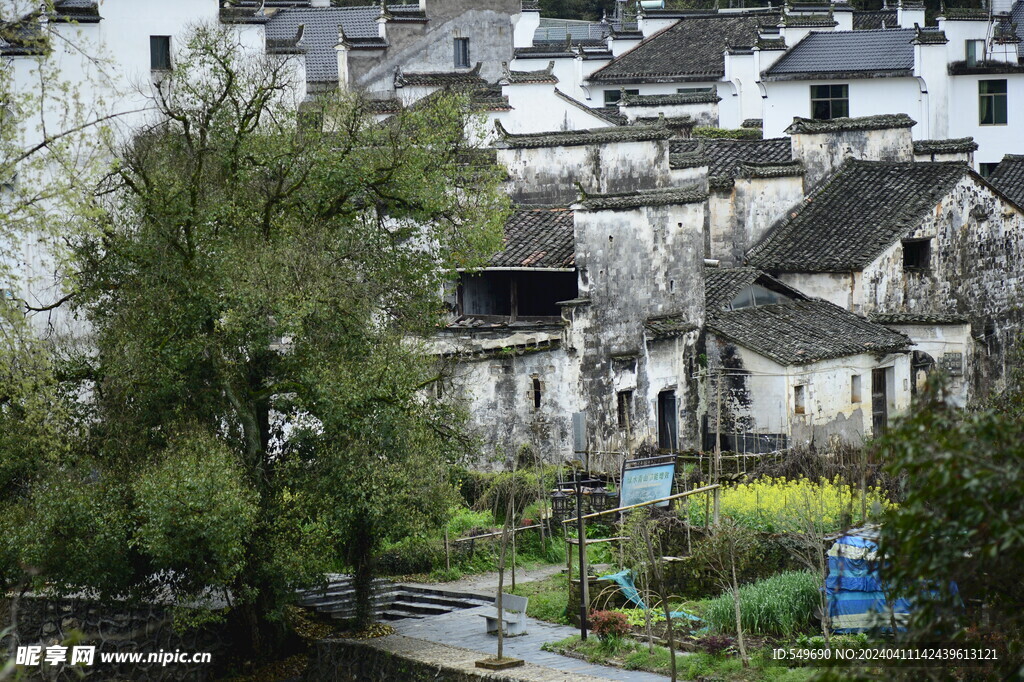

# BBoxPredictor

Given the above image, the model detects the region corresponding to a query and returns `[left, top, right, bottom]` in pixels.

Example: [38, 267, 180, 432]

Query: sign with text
[619, 458, 676, 509]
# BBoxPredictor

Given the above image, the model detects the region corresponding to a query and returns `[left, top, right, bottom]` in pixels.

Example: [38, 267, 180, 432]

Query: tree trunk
[731, 557, 748, 667]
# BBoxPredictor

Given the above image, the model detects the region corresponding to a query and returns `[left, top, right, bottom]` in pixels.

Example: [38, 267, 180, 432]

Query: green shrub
[476, 470, 541, 523]
[375, 536, 443, 575]
[703, 570, 820, 637]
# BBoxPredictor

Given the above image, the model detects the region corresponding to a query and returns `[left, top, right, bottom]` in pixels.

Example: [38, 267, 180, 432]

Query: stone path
[391, 605, 670, 681]
[402, 562, 566, 595]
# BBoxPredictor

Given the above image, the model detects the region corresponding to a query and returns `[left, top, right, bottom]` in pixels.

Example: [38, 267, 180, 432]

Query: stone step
[399, 584, 494, 604]
[386, 599, 452, 617]
[307, 592, 399, 613]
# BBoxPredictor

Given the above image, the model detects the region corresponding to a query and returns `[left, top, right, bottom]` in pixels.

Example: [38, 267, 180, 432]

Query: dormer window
[728, 283, 791, 310]
[454, 37, 470, 69]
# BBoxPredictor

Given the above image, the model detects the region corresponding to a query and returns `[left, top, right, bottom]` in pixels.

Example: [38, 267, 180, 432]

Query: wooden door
[871, 368, 888, 436]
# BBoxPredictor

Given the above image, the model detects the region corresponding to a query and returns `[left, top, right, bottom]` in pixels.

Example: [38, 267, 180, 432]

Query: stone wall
[1, 595, 229, 681]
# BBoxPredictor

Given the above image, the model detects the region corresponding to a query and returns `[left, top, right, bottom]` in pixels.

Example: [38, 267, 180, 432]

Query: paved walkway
[392, 605, 670, 681]
[403, 562, 567, 595]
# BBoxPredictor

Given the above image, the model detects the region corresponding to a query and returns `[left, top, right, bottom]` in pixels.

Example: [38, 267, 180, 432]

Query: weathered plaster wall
[499, 139, 671, 205]
[710, 175, 805, 265]
[620, 100, 719, 127]
[861, 174, 1024, 394]
[501, 84, 614, 134]
[348, 2, 517, 92]
[704, 336, 912, 448]
[790, 123, 915, 191]
[878, 322, 973, 406]
[572, 201, 706, 466]
[777, 271, 864, 311]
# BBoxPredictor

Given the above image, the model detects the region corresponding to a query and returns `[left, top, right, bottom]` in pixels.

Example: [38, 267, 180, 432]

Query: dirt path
[403, 562, 565, 596]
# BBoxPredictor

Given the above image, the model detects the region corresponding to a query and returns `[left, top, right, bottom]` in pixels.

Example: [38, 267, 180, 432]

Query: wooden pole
[576, 478, 588, 640]
[561, 485, 722, 524]
[714, 369, 722, 527]
[444, 528, 450, 572]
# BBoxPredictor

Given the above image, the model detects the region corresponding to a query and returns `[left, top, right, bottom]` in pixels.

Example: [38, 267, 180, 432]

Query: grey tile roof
[587, 14, 764, 83]
[708, 299, 911, 365]
[52, 0, 99, 23]
[493, 122, 671, 149]
[396, 64, 487, 87]
[621, 90, 720, 106]
[669, 138, 792, 179]
[500, 61, 558, 85]
[785, 113, 916, 134]
[266, 6, 408, 84]
[746, 160, 969, 272]
[577, 187, 707, 211]
[852, 9, 897, 29]
[765, 28, 916, 79]
[912, 137, 978, 156]
[487, 208, 575, 270]
[0, 18, 45, 55]
[988, 154, 1024, 208]
[552, 90, 627, 125]
[869, 313, 969, 325]
[645, 315, 699, 340]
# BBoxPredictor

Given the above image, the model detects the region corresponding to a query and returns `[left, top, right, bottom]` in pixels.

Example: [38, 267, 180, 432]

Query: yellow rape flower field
[683, 476, 896, 533]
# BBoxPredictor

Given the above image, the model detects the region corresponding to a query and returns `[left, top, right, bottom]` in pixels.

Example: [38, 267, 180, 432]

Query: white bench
[479, 593, 529, 636]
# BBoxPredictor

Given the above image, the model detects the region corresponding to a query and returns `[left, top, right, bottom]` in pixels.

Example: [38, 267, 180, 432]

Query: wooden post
[714, 368, 722, 527]
[444, 528, 450, 573]
[576, 478, 589, 640]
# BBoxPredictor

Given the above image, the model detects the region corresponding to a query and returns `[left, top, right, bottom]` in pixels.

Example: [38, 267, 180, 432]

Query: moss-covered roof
[493, 122, 671, 150]
[576, 187, 707, 211]
[785, 113, 916, 134]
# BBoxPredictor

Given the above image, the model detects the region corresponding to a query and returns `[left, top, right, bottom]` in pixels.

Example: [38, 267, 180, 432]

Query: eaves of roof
[493, 121, 670, 149]
[763, 68, 913, 81]
[576, 187, 707, 211]
[785, 113, 916, 134]
[912, 137, 979, 155]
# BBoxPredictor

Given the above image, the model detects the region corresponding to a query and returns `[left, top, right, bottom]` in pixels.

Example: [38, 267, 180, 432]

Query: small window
[617, 390, 634, 429]
[851, 375, 862, 404]
[902, 238, 931, 271]
[965, 39, 985, 66]
[979, 79, 1007, 125]
[810, 84, 849, 120]
[532, 376, 542, 410]
[979, 162, 1000, 179]
[454, 37, 470, 69]
[794, 385, 806, 414]
[604, 89, 639, 106]
[677, 87, 709, 94]
[150, 36, 171, 71]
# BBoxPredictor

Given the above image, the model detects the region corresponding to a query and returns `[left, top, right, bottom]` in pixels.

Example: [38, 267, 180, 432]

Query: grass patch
[543, 635, 814, 681]
[703, 571, 820, 637]
[509, 572, 570, 624]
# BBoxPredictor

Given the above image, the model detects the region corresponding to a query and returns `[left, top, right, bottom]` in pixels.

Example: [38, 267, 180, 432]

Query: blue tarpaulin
[597, 569, 702, 622]
[825, 527, 912, 633]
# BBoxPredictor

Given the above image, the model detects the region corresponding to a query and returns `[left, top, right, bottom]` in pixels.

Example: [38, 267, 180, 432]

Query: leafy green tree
[879, 374, 1024, 676]
[6, 23, 508, 656]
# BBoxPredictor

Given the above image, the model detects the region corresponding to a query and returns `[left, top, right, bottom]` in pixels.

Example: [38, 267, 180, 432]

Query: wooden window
[150, 36, 171, 71]
[979, 80, 1007, 125]
[657, 390, 677, 450]
[532, 376, 542, 410]
[454, 37, 470, 69]
[965, 39, 985, 66]
[617, 390, 634, 429]
[794, 385, 806, 414]
[810, 84, 849, 120]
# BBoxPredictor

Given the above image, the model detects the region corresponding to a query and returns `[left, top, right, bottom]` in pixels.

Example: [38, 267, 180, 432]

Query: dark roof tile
[785, 113, 915, 134]
[493, 122, 670, 149]
[396, 63, 486, 87]
[709, 299, 911, 365]
[645, 315, 699, 340]
[621, 89, 720, 106]
[869, 313, 969, 325]
[766, 28, 915, 78]
[577, 187, 707, 211]
[912, 137, 979, 155]
[746, 161, 968, 272]
[669, 137, 792, 179]
[488, 208, 575, 269]
[852, 9, 896, 29]
[988, 154, 1024, 207]
[588, 14, 765, 83]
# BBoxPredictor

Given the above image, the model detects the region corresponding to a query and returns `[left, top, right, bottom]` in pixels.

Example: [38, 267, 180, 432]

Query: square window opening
[903, 238, 931, 271]
[979, 79, 1007, 125]
[851, 374, 862, 404]
[810, 84, 848, 120]
[150, 36, 171, 71]
[979, 162, 1000, 179]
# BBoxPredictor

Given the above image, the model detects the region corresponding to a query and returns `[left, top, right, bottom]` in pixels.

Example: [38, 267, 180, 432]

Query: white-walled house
[703, 267, 913, 450]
